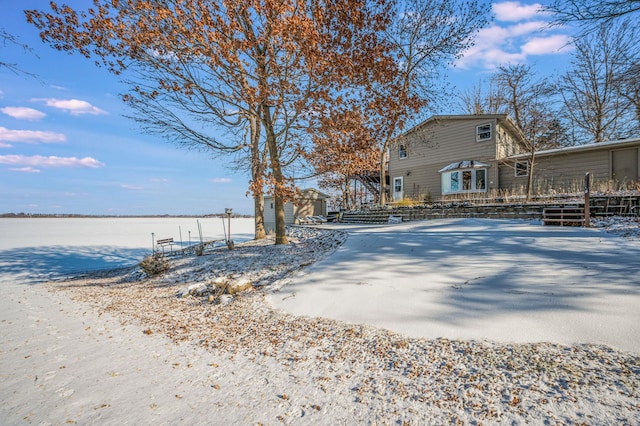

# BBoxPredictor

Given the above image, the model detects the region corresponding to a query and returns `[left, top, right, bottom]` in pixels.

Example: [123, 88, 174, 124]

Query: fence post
[584, 172, 590, 228]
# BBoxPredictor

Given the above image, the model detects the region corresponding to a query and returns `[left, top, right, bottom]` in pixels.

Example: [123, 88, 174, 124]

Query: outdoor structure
[264, 188, 329, 232]
[388, 114, 640, 201]
[501, 138, 640, 194]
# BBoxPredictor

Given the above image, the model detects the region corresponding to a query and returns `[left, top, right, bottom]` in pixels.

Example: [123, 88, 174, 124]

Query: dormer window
[476, 123, 492, 142]
[399, 144, 407, 159]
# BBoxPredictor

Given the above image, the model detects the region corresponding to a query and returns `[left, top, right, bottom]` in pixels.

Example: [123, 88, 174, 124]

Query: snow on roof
[438, 160, 490, 173]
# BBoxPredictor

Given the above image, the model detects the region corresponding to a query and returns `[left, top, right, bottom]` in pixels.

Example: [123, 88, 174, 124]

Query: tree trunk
[343, 175, 350, 210]
[250, 114, 266, 240]
[263, 106, 288, 245]
[267, 137, 288, 245]
[526, 156, 535, 201]
[379, 147, 388, 206]
[253, 194, 266, 240]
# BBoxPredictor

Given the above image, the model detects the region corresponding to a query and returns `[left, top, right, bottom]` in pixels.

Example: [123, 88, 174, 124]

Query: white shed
[264, 188, 328, 232]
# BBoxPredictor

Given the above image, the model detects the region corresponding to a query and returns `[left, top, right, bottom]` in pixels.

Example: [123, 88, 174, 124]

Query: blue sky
[0, 0, 574, 215]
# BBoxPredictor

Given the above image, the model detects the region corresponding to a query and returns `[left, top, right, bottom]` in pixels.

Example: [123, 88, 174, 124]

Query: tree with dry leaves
[302, 0, 489, 207]
[26, 0, 395, 244]
[304, 107, 382, 209]
[373, 0, 490, 205]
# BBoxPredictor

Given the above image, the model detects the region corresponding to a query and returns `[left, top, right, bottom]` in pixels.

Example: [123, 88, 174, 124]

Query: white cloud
[0, 126, 66, 145]
[0, 155, 104, 168]
[210, 178, 232, 183]
[9, 166, 41, 173]
[35, 98, 108, 116]
[456, 2, 572, 71]
[150, 177, 169, 183]
[510, 21, 546, 36]
[521, 34, 572, 55]
[121, 184, 144, 190]
[493, 1, 544, 22]
[1, 106, 46, 121]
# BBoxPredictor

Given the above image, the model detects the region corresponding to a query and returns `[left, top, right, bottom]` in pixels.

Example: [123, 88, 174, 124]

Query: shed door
[612, 148, 639, 187]
[393, 176, 404, 201]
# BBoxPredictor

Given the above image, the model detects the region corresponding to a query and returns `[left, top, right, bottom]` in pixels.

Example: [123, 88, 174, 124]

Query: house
[388, 114, 527, 201]
[264, 188, 329, 232]
[388, 114, 640, 201]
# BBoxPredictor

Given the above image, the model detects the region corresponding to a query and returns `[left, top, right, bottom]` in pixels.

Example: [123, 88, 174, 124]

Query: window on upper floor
[515, 161, 529, 177]
[476, 123, 492, 142]
[399, 144, 407, 159]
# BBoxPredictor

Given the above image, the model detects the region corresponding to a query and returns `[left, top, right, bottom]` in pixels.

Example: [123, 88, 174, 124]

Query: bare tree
[614, 63, 640, 131]
[545, 0, 640, 35]
[494, 64, 566, 199]
[457, 80, 505, 115]
[0, 29, 36, 77]
[557, 22, 636, 143]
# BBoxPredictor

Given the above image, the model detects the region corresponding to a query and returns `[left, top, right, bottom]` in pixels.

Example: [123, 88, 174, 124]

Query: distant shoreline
[0, 213, 254, 219]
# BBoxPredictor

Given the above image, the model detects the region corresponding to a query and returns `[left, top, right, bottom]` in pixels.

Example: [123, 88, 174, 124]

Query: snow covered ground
[1, 215, 639, 424]
[270, 217, 640, 353]
[0, 217, 254, 280]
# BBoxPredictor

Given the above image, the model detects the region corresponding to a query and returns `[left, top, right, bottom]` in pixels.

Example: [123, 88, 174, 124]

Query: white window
[399, 144, 407, 159]
[515, 161, 529, 177]
[476, 123, 492, 142]
[441, 168, 487, 194]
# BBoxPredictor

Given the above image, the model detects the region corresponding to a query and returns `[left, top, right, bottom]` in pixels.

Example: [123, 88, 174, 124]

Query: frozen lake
[0, 217, 256, 282]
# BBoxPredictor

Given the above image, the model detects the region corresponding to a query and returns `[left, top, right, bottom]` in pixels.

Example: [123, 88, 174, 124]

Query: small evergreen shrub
[139, 253, 170, 276]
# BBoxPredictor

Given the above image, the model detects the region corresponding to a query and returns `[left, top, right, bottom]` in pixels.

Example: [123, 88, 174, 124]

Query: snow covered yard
[1, 217, 639, 424]
[271, 217, 640, 353]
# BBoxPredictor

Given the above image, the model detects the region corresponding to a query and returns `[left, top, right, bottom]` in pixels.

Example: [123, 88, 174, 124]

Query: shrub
[139, 253, 170, 277]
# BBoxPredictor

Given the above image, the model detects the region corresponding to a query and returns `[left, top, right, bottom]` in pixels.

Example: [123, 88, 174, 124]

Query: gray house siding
[500, 140, 640, 193]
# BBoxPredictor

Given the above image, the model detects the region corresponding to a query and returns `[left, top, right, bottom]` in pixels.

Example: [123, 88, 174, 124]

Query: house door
[393, 176, 404, 201]
[612, 148, 639, 187]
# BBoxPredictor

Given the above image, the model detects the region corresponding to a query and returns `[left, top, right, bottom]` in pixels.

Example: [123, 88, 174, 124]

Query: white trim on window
[399, 144, 407, 159]
[476, 123, 492, 142]
[441, 167, 488, 194]
[515, 161, 529, 177]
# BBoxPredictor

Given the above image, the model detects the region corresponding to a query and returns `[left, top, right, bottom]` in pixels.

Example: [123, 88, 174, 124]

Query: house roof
[508, 136, 640, 159]
[264, 187, 329, 201]
[300, 188, 330, 199]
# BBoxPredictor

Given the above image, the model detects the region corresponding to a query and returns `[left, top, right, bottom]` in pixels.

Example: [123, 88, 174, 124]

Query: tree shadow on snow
[0, 245, 149, 284]
[295, 218, 640, 322]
